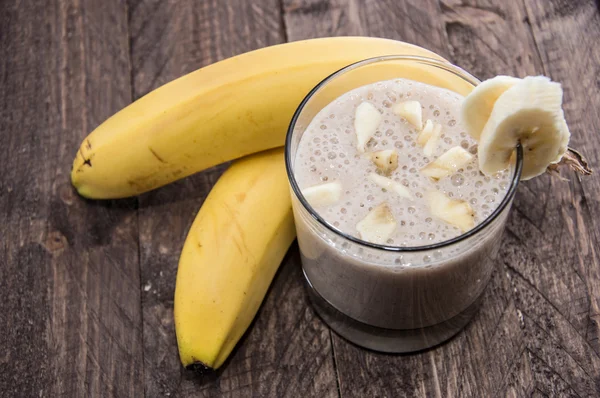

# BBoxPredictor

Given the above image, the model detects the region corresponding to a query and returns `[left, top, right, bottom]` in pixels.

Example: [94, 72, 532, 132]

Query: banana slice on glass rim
[461, 75, 520, 141]
[462, 75, 592, 180]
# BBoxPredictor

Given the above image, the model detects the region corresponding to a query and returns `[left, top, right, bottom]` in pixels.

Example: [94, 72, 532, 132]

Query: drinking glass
[285, 56, 523, 352]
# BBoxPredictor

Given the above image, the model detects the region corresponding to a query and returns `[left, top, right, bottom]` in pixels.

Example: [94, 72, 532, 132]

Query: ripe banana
[174, 148, 295, 369]
[462, 75, 570, 179]
[71, 37, 441, 199]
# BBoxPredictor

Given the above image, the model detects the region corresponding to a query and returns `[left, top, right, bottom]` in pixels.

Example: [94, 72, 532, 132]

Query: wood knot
[59, 183, 76, 205]
[158, 244, 169, 254]
[44, 230, 68, 254]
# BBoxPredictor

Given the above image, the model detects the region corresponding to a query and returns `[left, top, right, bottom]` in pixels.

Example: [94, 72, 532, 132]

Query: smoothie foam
[294, 78, 510, 249]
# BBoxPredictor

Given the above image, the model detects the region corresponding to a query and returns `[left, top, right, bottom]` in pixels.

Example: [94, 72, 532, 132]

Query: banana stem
[546, 147, 593, 179]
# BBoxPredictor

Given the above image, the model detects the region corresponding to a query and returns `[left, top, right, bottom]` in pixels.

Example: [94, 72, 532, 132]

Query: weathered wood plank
[2, 0, 598, 396]
[283, 0, 449, 58]
[524, 0, 600, 355]
[439, 0, 544, 78]
[0, 1, 143, 397]
[127, 1, 338, 396]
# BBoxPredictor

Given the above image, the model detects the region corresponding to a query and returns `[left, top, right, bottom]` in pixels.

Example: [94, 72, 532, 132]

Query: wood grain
[0, 1, 143, 397]
[127, 0, 338, 396]
[283, 0, 450, 58]
[440, 0, 544, 78]
[2, 0, 600, 397]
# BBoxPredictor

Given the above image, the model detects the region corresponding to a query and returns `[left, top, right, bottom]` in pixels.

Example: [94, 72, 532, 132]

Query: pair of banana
[71, 37, 577, 370]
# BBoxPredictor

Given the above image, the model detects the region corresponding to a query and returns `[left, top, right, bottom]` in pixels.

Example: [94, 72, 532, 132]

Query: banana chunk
[355, 102, 382, 152]
[426, 190, 475, 232]
[462, 76, 520, 140]
[356, 203, 397, 244]
[421, 146, 474, 181]
[368, 149, 398, 174]
[423, 122, 442, 157]
[417, 119, 443, 156]
[368, 173, 412, 200]
[393, 100, 422, 129]
[417, 119, 435, 146]
[301, 181, 342, 207]
[477, 76, 570, 179]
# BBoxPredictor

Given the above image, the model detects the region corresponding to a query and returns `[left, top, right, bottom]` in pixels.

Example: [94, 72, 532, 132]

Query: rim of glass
[285, 55, 523, 252]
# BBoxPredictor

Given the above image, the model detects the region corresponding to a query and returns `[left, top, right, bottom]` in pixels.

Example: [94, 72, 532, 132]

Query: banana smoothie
[290, 77, 517, 351]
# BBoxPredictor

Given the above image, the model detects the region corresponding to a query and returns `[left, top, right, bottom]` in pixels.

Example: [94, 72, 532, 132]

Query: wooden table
[2, 1, 600, 396]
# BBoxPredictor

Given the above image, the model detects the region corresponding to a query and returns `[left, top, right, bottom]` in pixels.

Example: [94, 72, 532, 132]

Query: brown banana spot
[235, 192, 246, 203]
[79, 149, 92, 167]
[149, 147, 167, 163]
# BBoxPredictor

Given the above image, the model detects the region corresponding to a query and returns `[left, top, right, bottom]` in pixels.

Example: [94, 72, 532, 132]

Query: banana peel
[174, 148, 295, 370]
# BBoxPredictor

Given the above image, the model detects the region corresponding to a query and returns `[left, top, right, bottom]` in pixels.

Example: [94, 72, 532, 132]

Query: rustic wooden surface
[1, 0, 599, 396]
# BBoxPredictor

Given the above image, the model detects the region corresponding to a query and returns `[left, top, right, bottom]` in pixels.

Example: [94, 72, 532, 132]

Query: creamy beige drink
[289, 75, 518, 351]
[295, 79, 511, 246]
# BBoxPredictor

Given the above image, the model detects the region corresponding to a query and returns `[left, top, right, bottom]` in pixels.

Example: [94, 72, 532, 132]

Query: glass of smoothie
[285, 55, 523, 352]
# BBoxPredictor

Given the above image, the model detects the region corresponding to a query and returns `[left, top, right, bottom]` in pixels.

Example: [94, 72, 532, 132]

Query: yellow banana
[174, 148, 295, 369]
[71, 37, 441, 199]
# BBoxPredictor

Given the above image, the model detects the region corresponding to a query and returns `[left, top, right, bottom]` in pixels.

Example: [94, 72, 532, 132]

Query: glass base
[303, 270, 481, 353]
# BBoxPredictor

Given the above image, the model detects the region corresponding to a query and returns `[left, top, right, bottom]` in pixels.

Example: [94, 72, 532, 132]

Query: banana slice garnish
[421, 146, 473, 181]
[355, 102, 382, 152]
[356, 202, 397, 244]
[426, 190, 475, 232]
[368, 173, 412, 200]
[462, 76, 520, 140]
[301, 181, 343, 207]
[416, 119, 443, 157]
[393, 100, 422, 129]
[368, 149, 398, 175]
[475, 76, 570, 180]
[417, 119, 435, 146]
